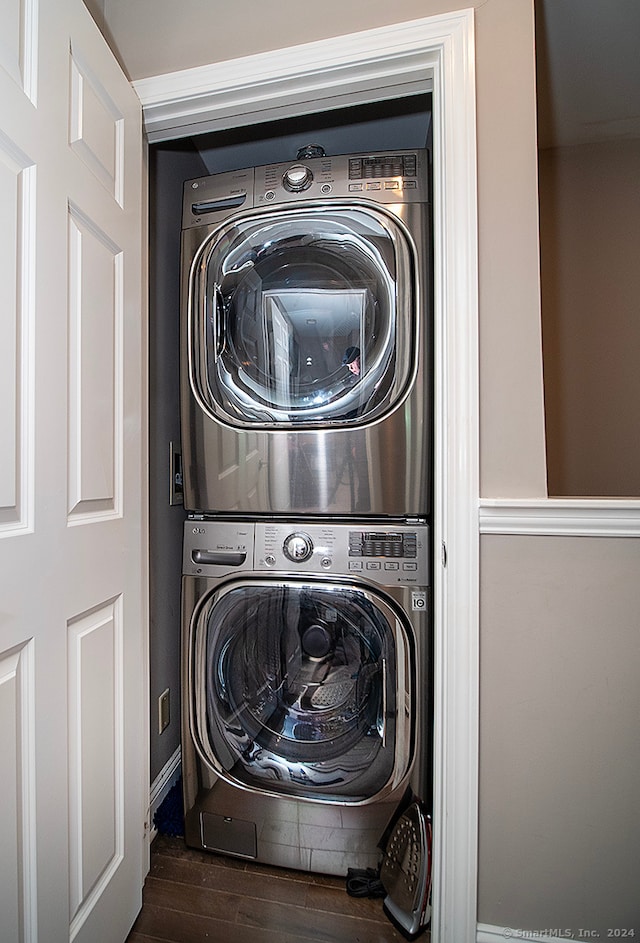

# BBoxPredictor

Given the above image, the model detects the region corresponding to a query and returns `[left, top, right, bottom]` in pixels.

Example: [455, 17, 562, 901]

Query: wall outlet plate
[169, 442, 183, 506]
[158, 688, 170, 734]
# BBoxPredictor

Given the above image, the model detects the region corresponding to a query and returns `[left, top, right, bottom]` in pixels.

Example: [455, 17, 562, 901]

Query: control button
[282, 532, 314, 563]
[366, 561, 382, 570]
[384, 181, 400, 189]
[321, 557, 332, 569]
[282, 164, 313, 192]
[264, 190, 276, 201]
[403, 156, 417, 175]
[320, 183, 332, 194]
[348, 183, 364, 191]
[264, 554, 276, 567]
[403, 562, 418, 571]
[384, 562, 400, 570]
[365, 182, 382, 190]
[349, 561, 363, 571]
[404, 180, 417, 189]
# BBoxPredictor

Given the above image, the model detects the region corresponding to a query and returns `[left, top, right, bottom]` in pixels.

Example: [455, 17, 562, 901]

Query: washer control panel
[183, 520, 429, 586]
[349, 530, 417, 559]
[257, 522, 429, 585]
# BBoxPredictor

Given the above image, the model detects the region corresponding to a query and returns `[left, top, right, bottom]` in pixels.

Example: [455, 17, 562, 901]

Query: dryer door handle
[191, 193, 247, 216]
[192, 549, 247, 566]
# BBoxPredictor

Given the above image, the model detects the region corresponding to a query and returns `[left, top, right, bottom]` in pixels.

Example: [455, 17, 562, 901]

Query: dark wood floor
[126, 834, 428, 943]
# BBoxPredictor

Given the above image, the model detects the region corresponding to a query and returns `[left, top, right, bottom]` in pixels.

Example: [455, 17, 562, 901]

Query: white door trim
[134, 14, 453, 142]
[135, 12, 479, 941]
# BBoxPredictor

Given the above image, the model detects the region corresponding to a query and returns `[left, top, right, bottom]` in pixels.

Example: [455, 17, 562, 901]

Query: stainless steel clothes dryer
[181, 518, 431, 875]
[180, 149, 431, 517]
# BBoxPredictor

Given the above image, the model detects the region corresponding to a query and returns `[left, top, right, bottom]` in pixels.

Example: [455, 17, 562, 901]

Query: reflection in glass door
[190, 206, 416, 426]
[192, 580, 414, 802]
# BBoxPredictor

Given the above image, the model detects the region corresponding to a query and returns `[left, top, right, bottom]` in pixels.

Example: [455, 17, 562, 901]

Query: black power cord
[345, 866, 386, 899]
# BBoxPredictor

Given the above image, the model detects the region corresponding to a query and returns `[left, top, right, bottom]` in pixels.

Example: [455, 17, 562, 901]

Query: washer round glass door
[189, 204, 417, 426]
[191, 580, 414, 802]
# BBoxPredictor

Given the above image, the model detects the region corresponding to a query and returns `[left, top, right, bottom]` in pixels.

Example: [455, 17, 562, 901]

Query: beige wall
[480, 534, 640, 935]
[540, 139, 640, 497]
[82, 0, 106, 37]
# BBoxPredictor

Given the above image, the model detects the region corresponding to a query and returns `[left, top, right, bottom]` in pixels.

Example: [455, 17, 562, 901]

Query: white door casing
[135, 11, 479, 943]
[0, 0, 146, 940]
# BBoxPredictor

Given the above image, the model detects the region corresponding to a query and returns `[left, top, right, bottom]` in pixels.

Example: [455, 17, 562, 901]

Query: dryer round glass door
[189, 205, 417, 425]
[191, 580, 415, 802]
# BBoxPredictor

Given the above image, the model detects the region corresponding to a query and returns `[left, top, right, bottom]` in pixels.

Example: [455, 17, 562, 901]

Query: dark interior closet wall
[149, 141, 207, 781]
[148, 95, 432, 783]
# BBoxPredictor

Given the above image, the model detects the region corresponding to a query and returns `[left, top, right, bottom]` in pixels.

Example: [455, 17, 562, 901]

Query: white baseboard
[147, 746, 181, 842]
[478, 923, 578, 943]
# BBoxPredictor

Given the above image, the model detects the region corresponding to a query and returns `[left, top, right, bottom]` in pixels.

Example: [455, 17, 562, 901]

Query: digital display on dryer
[348, 154, 417, 179]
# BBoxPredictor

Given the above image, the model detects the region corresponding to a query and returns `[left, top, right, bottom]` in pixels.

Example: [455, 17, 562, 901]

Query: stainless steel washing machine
[180, 148, 431, 517]
[181, 518, 431, 875]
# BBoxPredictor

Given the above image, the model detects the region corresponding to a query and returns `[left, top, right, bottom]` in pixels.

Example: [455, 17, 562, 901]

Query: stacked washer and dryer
[178, 146, 433, 924]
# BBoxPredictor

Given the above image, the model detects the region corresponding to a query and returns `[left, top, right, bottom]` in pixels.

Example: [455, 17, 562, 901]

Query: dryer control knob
[282, 164, 313, 192]
[283, 532, 314, 563]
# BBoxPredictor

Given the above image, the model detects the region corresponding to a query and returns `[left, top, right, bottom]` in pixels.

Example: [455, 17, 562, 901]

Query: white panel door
[0, 0, 146, 941]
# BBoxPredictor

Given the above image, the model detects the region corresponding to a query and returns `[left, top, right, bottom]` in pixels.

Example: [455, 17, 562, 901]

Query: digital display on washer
[348, 154, 417, 179]
[349, 531, 417, 558]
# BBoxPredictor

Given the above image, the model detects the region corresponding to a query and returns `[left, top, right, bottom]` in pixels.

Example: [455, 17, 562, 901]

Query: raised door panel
[0, 641, 36, 943]
[0, 137, 35, 534]
[67, 599, 123, 935]
[67, 204, 121, 521]
[0, 0, 37, 102]
[69, 45, 124, 204]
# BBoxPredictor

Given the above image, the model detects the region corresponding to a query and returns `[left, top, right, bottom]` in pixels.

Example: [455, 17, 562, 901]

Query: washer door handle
[213, 284, 227, 360]
[192, 549, 247, 566]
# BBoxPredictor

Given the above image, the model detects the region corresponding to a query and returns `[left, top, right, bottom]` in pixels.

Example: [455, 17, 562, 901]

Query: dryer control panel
[253, 149, 427, 208]
[183, 519, 429, 586]
[182, 148, 429, 229]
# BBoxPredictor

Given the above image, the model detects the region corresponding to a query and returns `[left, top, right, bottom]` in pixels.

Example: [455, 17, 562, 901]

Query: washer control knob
[282, 164, 313, 192]
[283, 532, 314, 563]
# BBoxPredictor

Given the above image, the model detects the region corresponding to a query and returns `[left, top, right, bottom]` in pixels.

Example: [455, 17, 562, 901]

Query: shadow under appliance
[181, 518, 431, 875]
[180, 149, 431, 517]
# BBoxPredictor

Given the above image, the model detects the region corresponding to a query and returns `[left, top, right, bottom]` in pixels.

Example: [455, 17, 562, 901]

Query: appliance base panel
[184, 782, 404, 876]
